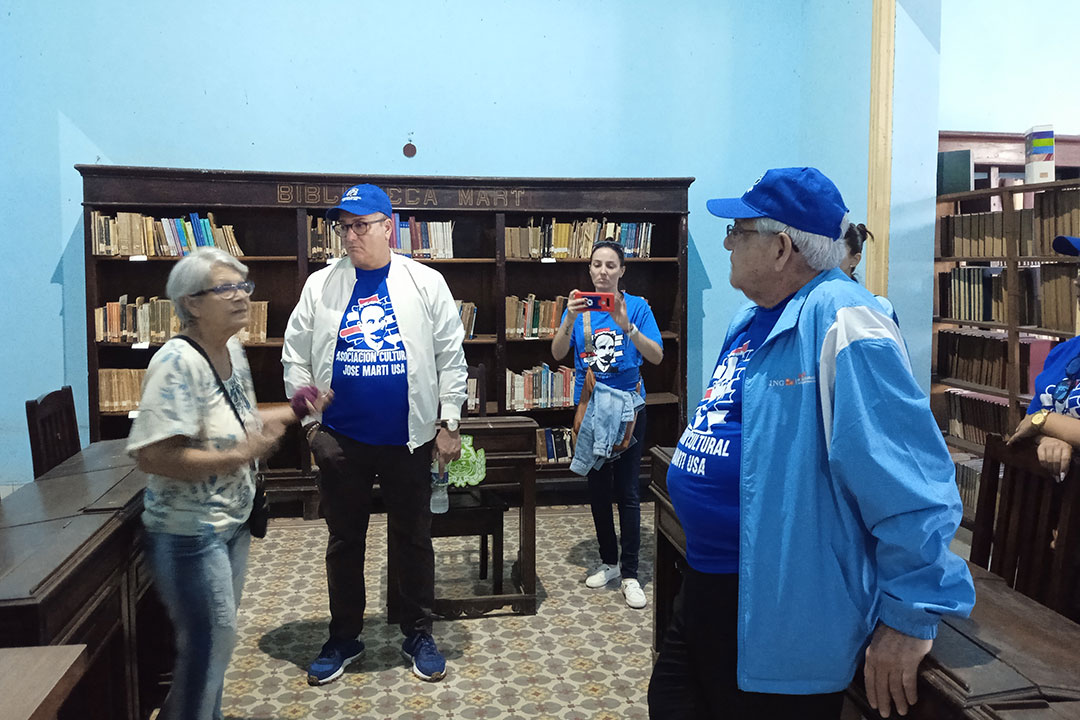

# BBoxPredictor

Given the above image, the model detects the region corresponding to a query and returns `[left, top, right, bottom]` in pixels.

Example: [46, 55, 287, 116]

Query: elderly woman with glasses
[551, 239, 664, 609]
[127, 247, 328, 720]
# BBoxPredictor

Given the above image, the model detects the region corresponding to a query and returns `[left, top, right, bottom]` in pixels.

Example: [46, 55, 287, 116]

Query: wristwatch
[440, 418, 460, 432]
[1031, 409, 1050, 431]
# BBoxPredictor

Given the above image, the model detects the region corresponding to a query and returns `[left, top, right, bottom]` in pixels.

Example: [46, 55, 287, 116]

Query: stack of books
[98, 368, 146, 412]
[535, 427, 574, 465]
[506, 365, 575, 411]
[505, 294, 568, 339]
[91, 211, 243, 257]
[505, 218, 654, 259]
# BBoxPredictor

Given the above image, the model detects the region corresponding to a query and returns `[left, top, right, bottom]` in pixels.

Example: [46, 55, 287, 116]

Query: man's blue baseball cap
[1053, 235, 1080, 256]
[326, 183, 393, 220]
[706, 167, 849, 240]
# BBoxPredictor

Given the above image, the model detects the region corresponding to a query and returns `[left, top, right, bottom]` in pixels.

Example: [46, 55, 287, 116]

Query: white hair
[166, 247, 249, 325]
[755, 217, 849, 271]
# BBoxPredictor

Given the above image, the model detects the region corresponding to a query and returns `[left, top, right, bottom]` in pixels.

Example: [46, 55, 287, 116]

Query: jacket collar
[724, 268, 845, 350]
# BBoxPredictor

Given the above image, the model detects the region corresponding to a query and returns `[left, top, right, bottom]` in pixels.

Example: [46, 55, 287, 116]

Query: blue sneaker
[307, 637, 364, 686]
[401, 632, 446, 681]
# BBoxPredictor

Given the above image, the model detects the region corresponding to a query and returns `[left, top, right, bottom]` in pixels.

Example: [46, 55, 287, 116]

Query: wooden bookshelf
[79, 166, 690, 498]
[932, 177, 1080, 451]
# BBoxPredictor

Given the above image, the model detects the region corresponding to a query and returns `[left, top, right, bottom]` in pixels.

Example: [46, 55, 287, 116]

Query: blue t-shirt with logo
[562, 292, 662, 403]
[322, 263, 410, 445]
[666, 298, 789, 573]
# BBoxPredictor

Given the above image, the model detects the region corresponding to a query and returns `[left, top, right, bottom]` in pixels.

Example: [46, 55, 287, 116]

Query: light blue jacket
[570, 383, 644, 475]
[727, 268, 974, 694]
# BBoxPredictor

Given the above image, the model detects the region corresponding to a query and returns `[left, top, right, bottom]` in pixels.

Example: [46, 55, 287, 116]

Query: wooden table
[387, 416, 539, 619]
[0, 645, 88, 720]
[0, 440, 169, 720]
[647, 446, 1080, 719]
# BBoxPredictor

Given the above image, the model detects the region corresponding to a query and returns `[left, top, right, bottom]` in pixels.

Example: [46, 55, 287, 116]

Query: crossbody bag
[175, 335, 269, 538]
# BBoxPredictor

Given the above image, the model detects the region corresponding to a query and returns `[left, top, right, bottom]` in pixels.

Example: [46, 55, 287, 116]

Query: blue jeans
[588, 407, 646, 579]
[146, 523, 251, 720]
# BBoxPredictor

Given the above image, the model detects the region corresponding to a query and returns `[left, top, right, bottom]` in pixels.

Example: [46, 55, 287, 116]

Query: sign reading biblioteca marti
[276, 184, 530, 209]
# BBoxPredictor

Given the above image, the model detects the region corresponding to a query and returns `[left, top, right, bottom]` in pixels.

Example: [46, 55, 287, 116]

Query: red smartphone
[575, 291, 615, 312]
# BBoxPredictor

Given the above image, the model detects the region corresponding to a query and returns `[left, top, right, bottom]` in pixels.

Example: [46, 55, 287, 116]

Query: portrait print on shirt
[584, 327, 625, 373]
[689, 340, 751, 435]
[335, 293, 406, 377]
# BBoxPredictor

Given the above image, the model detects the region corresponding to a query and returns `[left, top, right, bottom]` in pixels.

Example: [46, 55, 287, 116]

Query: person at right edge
[647, 167, 975, 719]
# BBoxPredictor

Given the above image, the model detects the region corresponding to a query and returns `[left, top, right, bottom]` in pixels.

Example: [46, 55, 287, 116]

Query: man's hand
[1034, 435, 1073, 477]
[434, 427, 461, 470]
[864, 624, 932, 718]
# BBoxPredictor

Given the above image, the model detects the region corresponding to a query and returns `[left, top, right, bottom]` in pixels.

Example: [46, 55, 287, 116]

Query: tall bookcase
[932, 179, 1080, 466]
[78, 165, 690, 500]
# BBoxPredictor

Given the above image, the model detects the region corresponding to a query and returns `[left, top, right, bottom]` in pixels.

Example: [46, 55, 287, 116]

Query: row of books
[936, 328, 1054, 394]
[91, 211, 244, 258]
[98, 368, 146, 412]
[456, 300, 478, 339]
[938, 189, 1080, 258]
[505, 219, 654, 259]
[952, 450, 983, 520]
[506, 294, 568, 339]
[94, 296, 269, 344]
[506, 364, 575, 411]
[306, 215, 455, 260]
[936, 265, 1075, 330]
[536, 427, 575, 465]
[944, 388, 1009, 447]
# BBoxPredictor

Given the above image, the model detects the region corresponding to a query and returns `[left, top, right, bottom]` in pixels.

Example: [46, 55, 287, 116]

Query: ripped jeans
[145, 523, 251, 720]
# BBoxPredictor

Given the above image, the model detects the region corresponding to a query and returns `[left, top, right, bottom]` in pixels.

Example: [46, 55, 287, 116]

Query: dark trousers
[587, 408, 646, 579]
[648, 567, 845, 720]
[311, 426, 435, 638]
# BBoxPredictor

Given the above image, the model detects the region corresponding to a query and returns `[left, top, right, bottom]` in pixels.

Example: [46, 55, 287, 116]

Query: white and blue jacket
[725, 268, 974, 693]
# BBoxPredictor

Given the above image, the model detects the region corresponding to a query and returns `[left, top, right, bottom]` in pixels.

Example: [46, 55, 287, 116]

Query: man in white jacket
[282, 183, 467, 685]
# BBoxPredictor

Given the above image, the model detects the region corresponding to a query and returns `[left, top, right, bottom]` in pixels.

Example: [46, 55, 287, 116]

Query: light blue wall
[1, 1, 920, 485]
[940, 0, 1080, 134]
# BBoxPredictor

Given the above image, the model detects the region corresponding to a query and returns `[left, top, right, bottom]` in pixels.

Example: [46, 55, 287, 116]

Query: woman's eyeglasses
[191, 281, 255, 299]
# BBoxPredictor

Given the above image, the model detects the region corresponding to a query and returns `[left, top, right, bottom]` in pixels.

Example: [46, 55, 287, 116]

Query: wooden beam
[866, 0, 895, 297]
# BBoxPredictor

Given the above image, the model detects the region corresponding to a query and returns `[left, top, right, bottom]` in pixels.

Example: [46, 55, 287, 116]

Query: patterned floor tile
[224, 505, 656, 719]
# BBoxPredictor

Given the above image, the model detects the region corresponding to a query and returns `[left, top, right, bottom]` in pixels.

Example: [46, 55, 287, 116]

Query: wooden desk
[0, 440, 168, 720]
[387, 416, 539, 619]
[0, 645, 88, 720]
[647, 446, 1080, 719]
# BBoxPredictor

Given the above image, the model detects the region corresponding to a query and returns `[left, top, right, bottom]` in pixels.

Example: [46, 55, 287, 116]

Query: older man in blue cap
[282, 183, 466, 685]
[648, 168, 975, 719]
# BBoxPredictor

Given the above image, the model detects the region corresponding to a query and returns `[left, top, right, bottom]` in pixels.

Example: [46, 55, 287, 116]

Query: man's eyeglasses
[725, 223, 799, 252]
[191, 281, 255, 299]
[332, 218, 387, 237]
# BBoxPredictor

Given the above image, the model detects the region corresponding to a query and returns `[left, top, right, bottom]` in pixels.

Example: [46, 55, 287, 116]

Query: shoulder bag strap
[175, 335, 247, 432]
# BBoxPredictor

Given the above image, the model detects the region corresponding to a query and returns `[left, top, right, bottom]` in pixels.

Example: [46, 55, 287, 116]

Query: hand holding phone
[574, 291, 615, 312]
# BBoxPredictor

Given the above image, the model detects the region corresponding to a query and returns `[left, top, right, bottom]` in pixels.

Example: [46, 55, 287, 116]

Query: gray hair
[166, 247, 249, 326]
[755, 217, 848, 272]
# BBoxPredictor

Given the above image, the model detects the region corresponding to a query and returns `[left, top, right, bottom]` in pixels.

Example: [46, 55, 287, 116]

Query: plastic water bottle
[430, 458, 449, 514]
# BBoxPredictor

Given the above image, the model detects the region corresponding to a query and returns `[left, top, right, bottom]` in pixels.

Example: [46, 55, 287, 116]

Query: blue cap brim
[1053, 235, 1080, 256]
[706, 197, 760, 219]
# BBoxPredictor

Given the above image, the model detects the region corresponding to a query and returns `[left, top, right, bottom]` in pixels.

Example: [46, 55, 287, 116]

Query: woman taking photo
[552, 239, 663, 609]
[127, 247, 327, 720]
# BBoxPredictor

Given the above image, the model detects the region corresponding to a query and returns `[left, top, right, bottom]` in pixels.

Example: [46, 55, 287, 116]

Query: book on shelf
[97, 368, 146, 412]
[939, 188, 1079, 259]
[506, 364, 575, 411]
[944, 388, 1009, 447]
[1038, 263, 1078, 333]
[90, 210, 242, 258]
[504, 218, 654, 259]
[455, 300, 478, 339]
[936, 328, 1055, 394]
[951, 450, 982, 520]
[535, 426, 575, 465]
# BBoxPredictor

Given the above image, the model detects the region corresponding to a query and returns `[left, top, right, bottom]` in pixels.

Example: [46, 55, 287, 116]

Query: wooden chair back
[970, 434, 1080, 620]
[25, 386, 81, 478]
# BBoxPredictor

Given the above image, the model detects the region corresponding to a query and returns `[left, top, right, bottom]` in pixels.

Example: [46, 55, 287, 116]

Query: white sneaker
[621, 578, 647, 609]
[585, 563, 621, 588]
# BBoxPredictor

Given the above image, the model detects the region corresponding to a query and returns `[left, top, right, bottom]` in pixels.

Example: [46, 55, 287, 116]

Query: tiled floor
[224, 505, 654, 720]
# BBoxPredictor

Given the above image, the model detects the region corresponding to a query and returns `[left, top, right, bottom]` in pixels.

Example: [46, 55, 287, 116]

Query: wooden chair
[25, 386, 81, 478]
[970, 434, 1080, 621]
